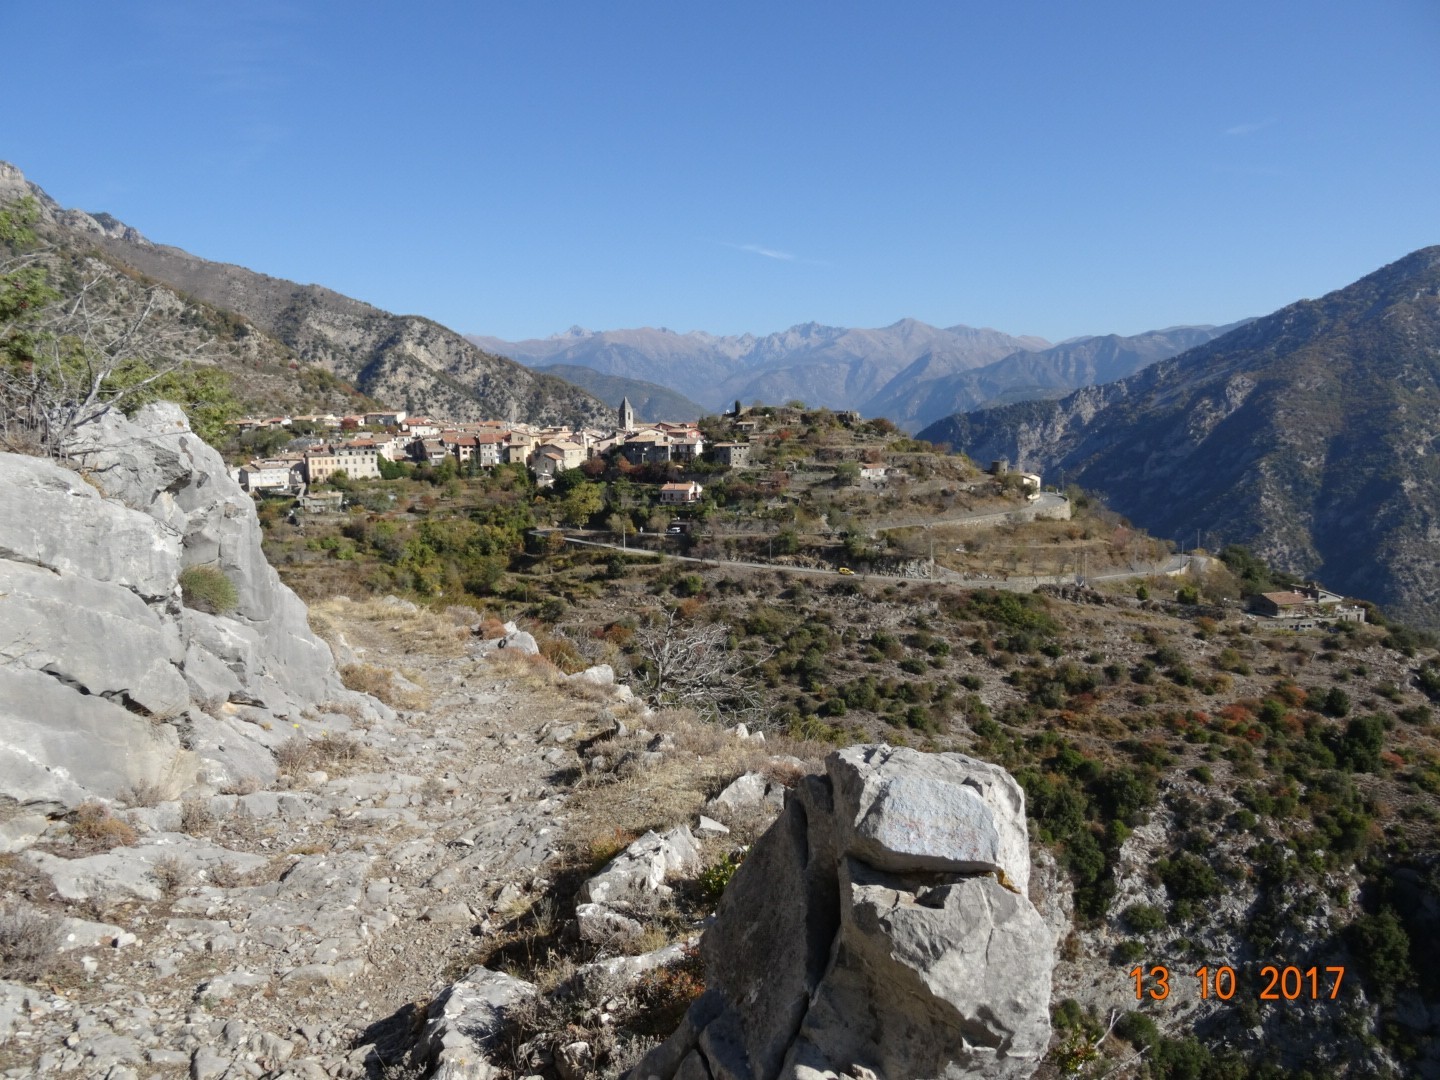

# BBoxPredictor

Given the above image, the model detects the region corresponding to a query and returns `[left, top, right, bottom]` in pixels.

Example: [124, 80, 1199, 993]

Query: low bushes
[178, 564, 239, 614]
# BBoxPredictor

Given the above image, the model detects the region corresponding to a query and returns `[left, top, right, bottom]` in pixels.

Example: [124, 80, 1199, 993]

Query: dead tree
[632, 609, 774, 724]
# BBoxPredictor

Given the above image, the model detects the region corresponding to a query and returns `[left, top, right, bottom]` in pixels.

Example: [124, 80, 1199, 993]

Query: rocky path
[0, 602, 635, 1079]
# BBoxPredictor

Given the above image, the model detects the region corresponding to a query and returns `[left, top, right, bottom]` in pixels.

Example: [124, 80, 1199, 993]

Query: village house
[237, 457, 304, 493]
[411, 439, 451, 467]
[231, 415, 292, 434]
[532, 447, 568, 485]
[306, 441, 381, 483]
[438, 431, 506, 468]
[292, 413, 342, 429]
[536, 438, 586, 472]
[1249, 583, 1366, 625]
[297, 490, 345, 513]
[505, 432, 536, 466]
[659, 480, 704, 505]
[859, 464, 889, 482]
[375, 434, 414, 461]
[712, 442, 752, 468]
[620, 426, 704, 465]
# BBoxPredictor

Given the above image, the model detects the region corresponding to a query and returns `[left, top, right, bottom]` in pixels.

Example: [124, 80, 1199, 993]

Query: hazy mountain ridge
[533, 364, 706, 422]
[866, 323, 1247, 430]
[469, 320, 1051, 416]
[471, 319, 1233, 428]
[919, 246, 1440, 628]
[1, 162, 611, 428]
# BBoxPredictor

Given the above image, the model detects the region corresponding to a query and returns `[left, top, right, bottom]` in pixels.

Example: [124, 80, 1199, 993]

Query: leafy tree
[558, 481, 604, 527]
[1348, 907, 1413, 1005]
[1330, 713, 1385, 772]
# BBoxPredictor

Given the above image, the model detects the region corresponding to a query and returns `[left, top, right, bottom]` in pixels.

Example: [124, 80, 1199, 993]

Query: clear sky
[4, 1, 1438, 343]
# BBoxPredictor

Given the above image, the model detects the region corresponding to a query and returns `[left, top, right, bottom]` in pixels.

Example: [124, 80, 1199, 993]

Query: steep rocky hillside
[920, 247, 1440, 629]
[1, 162, 610, 427]
[0, 404, 385, 818]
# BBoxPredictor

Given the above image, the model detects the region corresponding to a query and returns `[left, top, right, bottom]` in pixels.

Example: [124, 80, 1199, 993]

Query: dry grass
[310, 596, 469, 660]
[274, 732, 371, 781]
[0, 904, 63, 981]
[151, 855, 190, 897]
[180, 798, 216, 836]
[340, 663, 429, 709]
[67, 802, 138, 853]
[565, 707, 826, 856]
[121, 781, 166, 809]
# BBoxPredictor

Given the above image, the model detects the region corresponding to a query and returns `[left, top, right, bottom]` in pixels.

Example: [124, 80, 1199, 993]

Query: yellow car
[837, 567, 855, 576]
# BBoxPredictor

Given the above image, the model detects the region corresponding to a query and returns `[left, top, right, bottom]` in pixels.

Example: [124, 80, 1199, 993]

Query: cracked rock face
[0, 404, 383, 812]
[631, 745, 1054, 1080]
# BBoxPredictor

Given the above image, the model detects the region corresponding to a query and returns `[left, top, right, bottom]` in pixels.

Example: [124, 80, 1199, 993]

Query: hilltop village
[229, 396, 738, 500]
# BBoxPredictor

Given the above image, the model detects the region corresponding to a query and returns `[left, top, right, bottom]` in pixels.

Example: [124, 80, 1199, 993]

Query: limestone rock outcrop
[0, 404, 384, 814]
[631, 745, 1055, 1080]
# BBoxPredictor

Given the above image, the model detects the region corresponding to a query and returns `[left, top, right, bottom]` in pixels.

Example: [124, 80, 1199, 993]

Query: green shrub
[178, 565, 238, 614]
[1348, 908, 1412, 1006]
[1331, 714, 1385, 772]
[1114, 1009, 1159, 1049]
[1123, 903, 1166, 933]
[698, 850, 745, 903]
[1113, 939, 1145, 963]
[1159, 852, 1220, 903]
[1322, 686, 1352, 717]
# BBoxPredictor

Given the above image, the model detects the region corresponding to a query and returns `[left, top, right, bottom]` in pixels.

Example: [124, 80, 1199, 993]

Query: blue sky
[4, 1, 1438, 342]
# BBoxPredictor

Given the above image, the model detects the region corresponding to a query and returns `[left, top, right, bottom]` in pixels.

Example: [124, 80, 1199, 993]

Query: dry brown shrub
[208, 861, 244, 889]
[68, 802, 138, 852]
[275, 732, 369, 777]
[443, 604, 483, 626]
[478, 616, 508, 640]
[121, 781, 166, 809]
[151, 855, 190, 897]
[313, 732, 367, 773]
[538, 633, 586, 673]
[0, 904, 63, 981]
[340, 663, 428, 709]
[180, 798, 216, 835]
[274, 737, 313, 776]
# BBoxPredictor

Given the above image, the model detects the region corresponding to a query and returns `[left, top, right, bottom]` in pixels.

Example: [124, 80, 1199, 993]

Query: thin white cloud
[719, 241, 796, 261]
[1223, 118, 1277, 137]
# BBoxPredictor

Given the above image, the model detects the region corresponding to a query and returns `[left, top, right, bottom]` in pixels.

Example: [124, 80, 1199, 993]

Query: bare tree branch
[2, 258, 206, 457]
[632, 609, 775, 724]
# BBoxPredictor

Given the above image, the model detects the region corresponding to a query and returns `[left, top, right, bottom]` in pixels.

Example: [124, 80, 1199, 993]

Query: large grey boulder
[577, 825, 701, 907]
[0, 666, 195, 812]
[411, 966, 538, 1079]
[0, 453, 179, 599]
[630, 745, 1054, 1080]
[0, 559, 190, 719]
[67, 404, 349, 708]
[0, 405, 386, 820]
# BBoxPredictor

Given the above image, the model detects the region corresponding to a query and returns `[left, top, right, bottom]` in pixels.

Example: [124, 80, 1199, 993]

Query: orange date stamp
[1130, 964, 1345, 1002]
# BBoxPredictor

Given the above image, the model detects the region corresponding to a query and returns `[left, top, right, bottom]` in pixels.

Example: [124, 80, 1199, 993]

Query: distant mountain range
[919, 246, 1440, 629]
[531, 365, 706, 423]
[470, 320, 1238, 430]
[0, 162, 611, 429]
